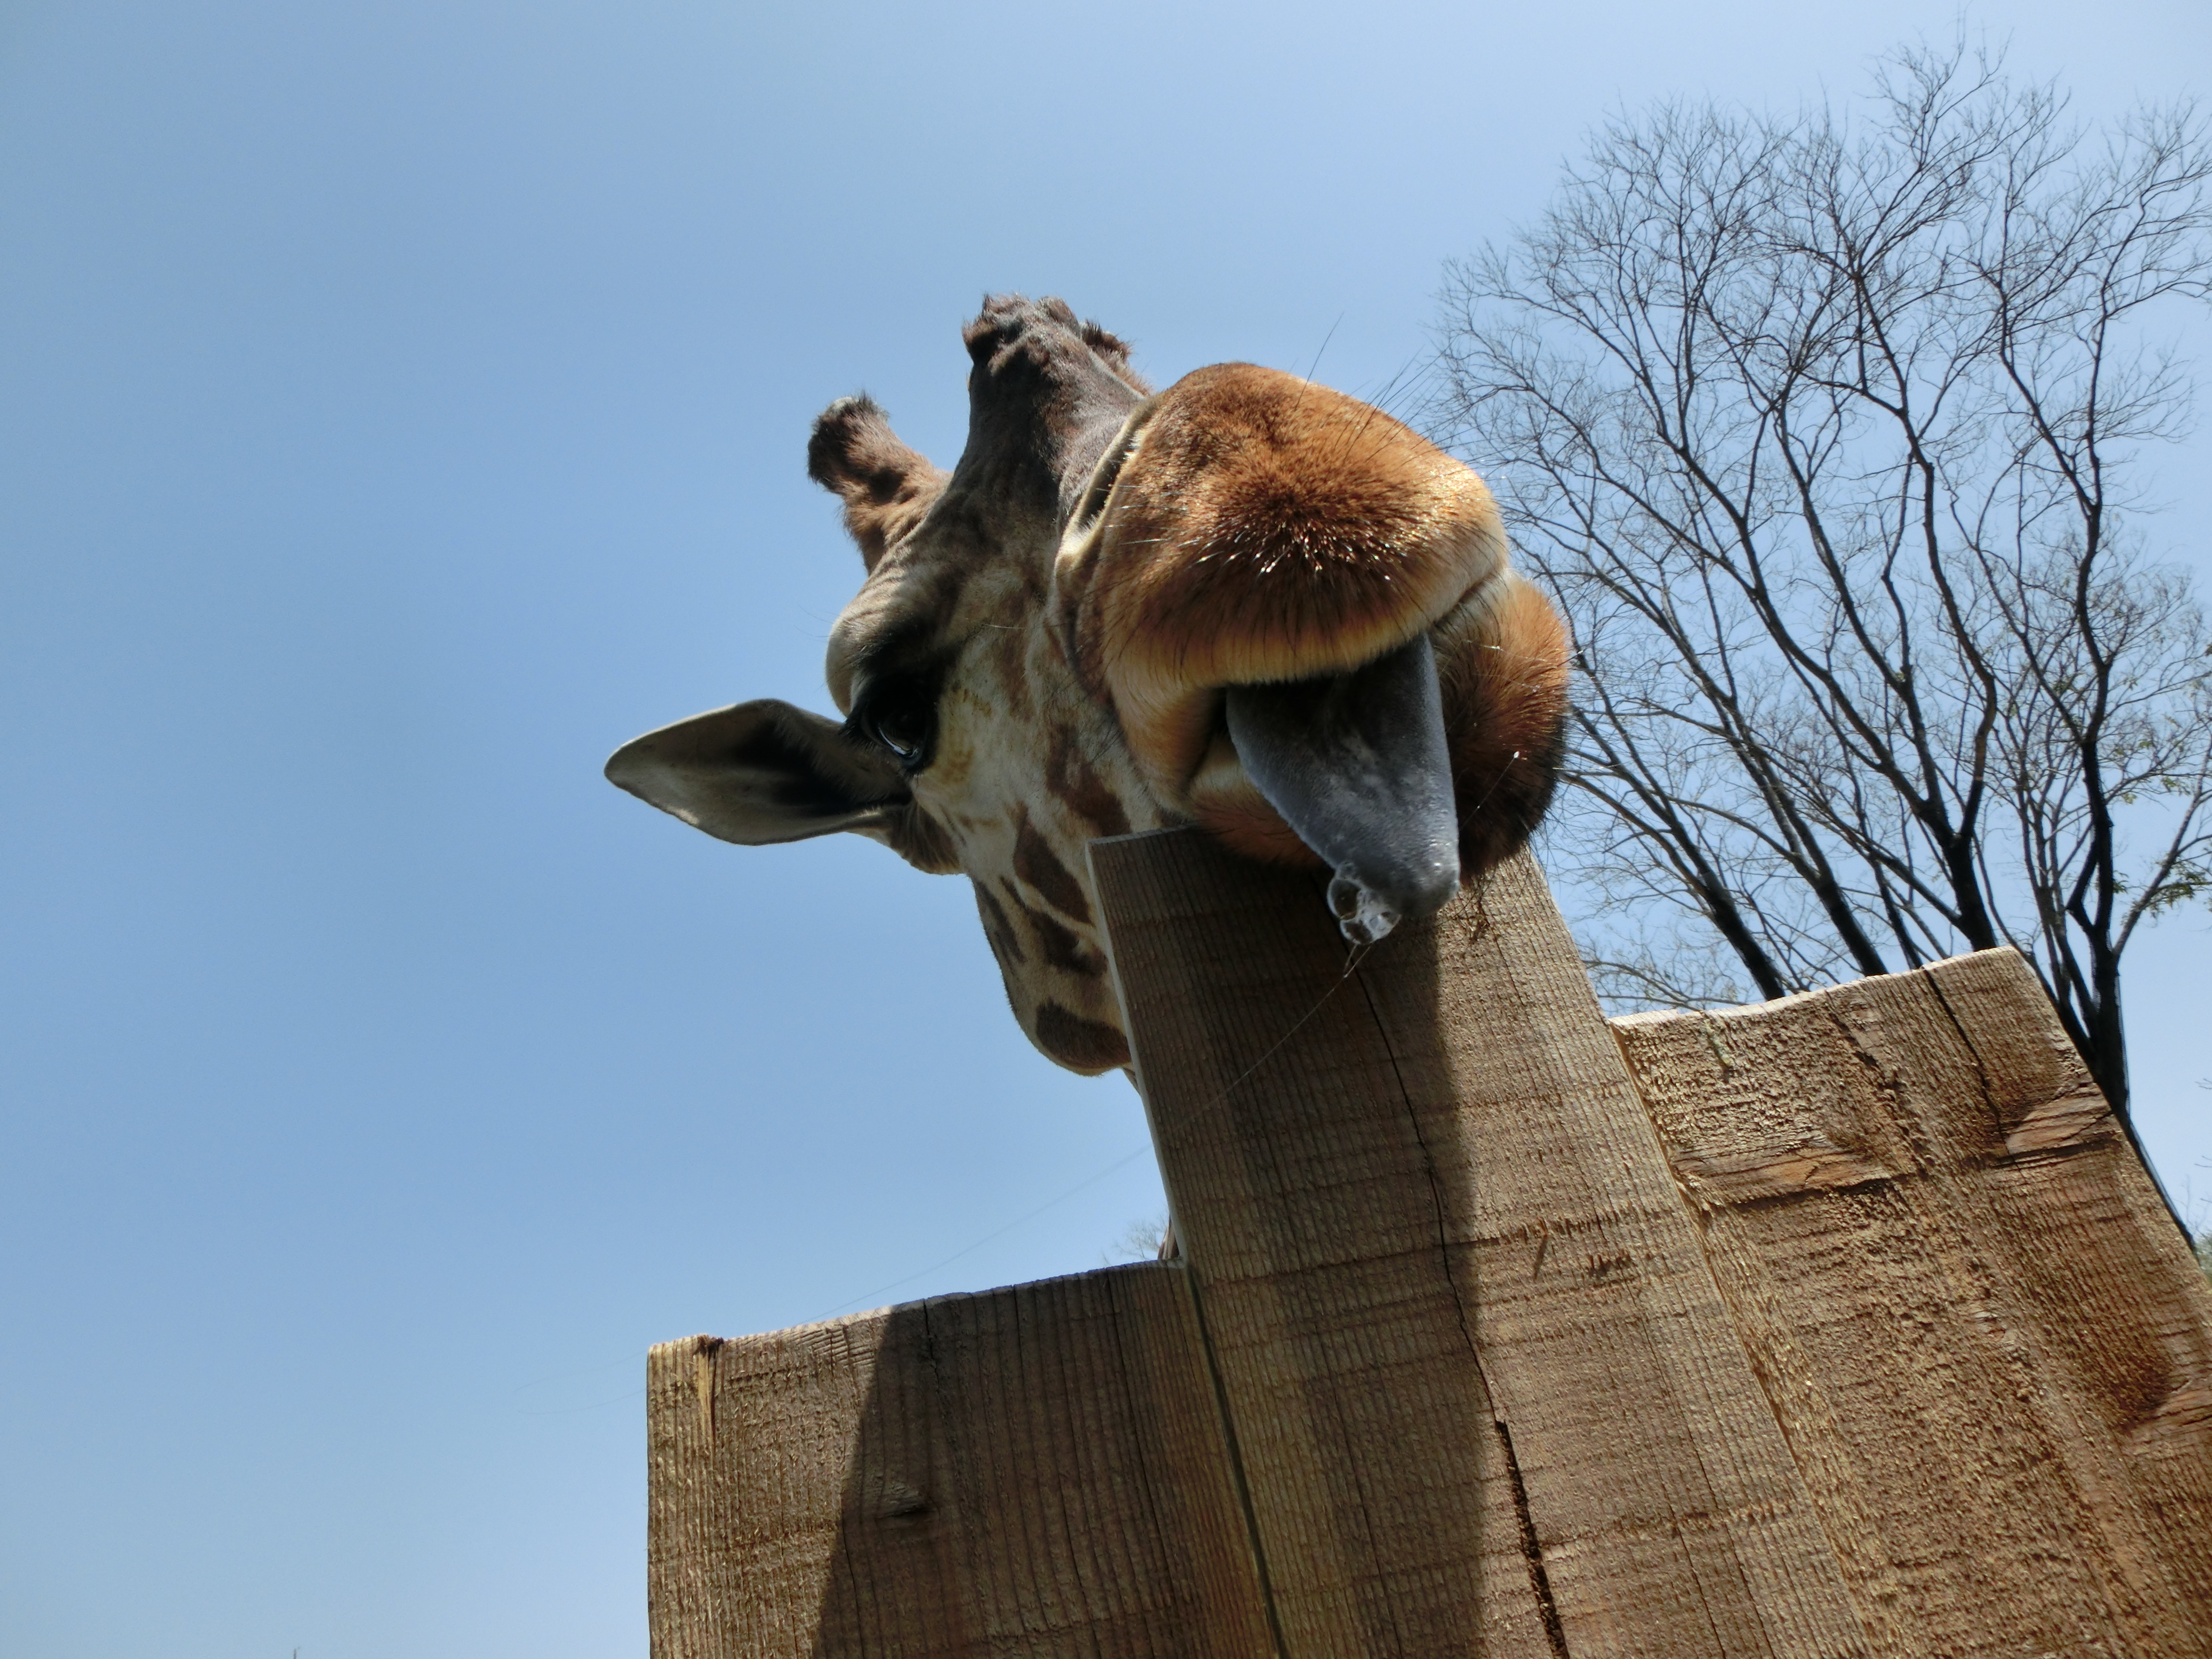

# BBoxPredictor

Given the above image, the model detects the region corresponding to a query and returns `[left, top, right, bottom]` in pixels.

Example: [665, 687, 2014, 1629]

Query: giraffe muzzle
[1224, 633, 1462, 946]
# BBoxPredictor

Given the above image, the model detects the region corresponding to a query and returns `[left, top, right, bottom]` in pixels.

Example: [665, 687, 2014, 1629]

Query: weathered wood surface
[647, 830, 2212, 1658]
[1614, 950, 2212, 1657]
[648, 1262, 1274, 1658]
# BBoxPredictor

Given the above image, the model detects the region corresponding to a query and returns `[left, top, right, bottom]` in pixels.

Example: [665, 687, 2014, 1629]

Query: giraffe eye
[851, 680, 938, 770]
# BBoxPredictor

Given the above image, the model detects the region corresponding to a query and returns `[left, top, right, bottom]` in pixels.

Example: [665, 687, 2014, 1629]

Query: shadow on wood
[648, 1266, 1274, 1658]
[1089, 832, 1864, 1656]
[647, 830, 2212, 1658]
[1093, 832, 1525, 1654]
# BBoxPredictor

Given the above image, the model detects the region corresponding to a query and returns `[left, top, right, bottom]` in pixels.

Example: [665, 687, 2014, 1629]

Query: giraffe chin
[1223, 633, 1463, 947]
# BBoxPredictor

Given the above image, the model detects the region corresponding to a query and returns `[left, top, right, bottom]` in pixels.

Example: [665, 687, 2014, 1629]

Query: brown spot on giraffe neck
[1045, 729, 1133, 840]
[973, 882, 1026, 967]
[1033, 1001, 1130, 1072]
[1012, 806, 1093, 925]
[1030, 907, 1107, 977]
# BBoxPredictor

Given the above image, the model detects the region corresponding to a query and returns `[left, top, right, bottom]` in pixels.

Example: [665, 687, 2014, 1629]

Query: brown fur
[1056, 364, 1510, 806]
[1011, 807, 1092, 925]
[1437, 570, 1571, 872]
[973, 882, 1026, 966]
[1032, 1002, 1130, 1073]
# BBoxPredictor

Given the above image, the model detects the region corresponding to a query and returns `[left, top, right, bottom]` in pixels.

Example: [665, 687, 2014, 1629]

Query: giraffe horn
[1224, 632, 1461, 946]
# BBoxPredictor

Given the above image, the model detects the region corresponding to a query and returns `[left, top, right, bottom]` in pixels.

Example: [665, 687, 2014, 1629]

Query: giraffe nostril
[1329, 869, 1407, 947]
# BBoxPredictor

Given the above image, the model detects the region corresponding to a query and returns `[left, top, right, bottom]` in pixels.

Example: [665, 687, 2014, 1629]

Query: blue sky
[3, 3, 2207, 1655]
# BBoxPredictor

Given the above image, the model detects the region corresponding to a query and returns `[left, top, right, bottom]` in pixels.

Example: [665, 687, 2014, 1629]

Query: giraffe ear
[806, 396, 948, 573]
[605, 699, 910, 845]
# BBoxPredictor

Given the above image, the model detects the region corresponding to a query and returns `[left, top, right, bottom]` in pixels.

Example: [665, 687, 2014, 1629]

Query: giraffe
[607, 295, 1569, 1075]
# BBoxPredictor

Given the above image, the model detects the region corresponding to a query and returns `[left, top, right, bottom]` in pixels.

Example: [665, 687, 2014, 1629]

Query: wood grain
[1612, 947, 2212, 1655]
[1090, 830, 1868, 1658]
[647, 1262, 1274, 1658]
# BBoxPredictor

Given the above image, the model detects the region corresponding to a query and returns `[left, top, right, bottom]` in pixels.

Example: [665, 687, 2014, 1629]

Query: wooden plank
[1612, 948, 2212, 1655]
[647, 1262, 1275, 1658]
[1090, 830, 1868, 1658]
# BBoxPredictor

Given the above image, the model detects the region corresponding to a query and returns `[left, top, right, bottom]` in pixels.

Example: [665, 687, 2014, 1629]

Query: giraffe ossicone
[607, 296, 1569, 1074]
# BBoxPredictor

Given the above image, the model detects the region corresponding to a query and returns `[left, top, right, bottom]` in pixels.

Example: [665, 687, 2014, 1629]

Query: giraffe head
[608, 296, 1568, 1073]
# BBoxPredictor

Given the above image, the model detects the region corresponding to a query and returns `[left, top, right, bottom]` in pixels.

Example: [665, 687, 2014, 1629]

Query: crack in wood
[1493, 1417, 1572, 1659]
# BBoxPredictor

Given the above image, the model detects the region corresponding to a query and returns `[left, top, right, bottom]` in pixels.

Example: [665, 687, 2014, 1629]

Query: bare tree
[1431, 41, 2212, 1155]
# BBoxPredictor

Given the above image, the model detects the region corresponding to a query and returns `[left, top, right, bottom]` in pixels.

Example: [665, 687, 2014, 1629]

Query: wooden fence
[647, 828, 2212, 1657]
